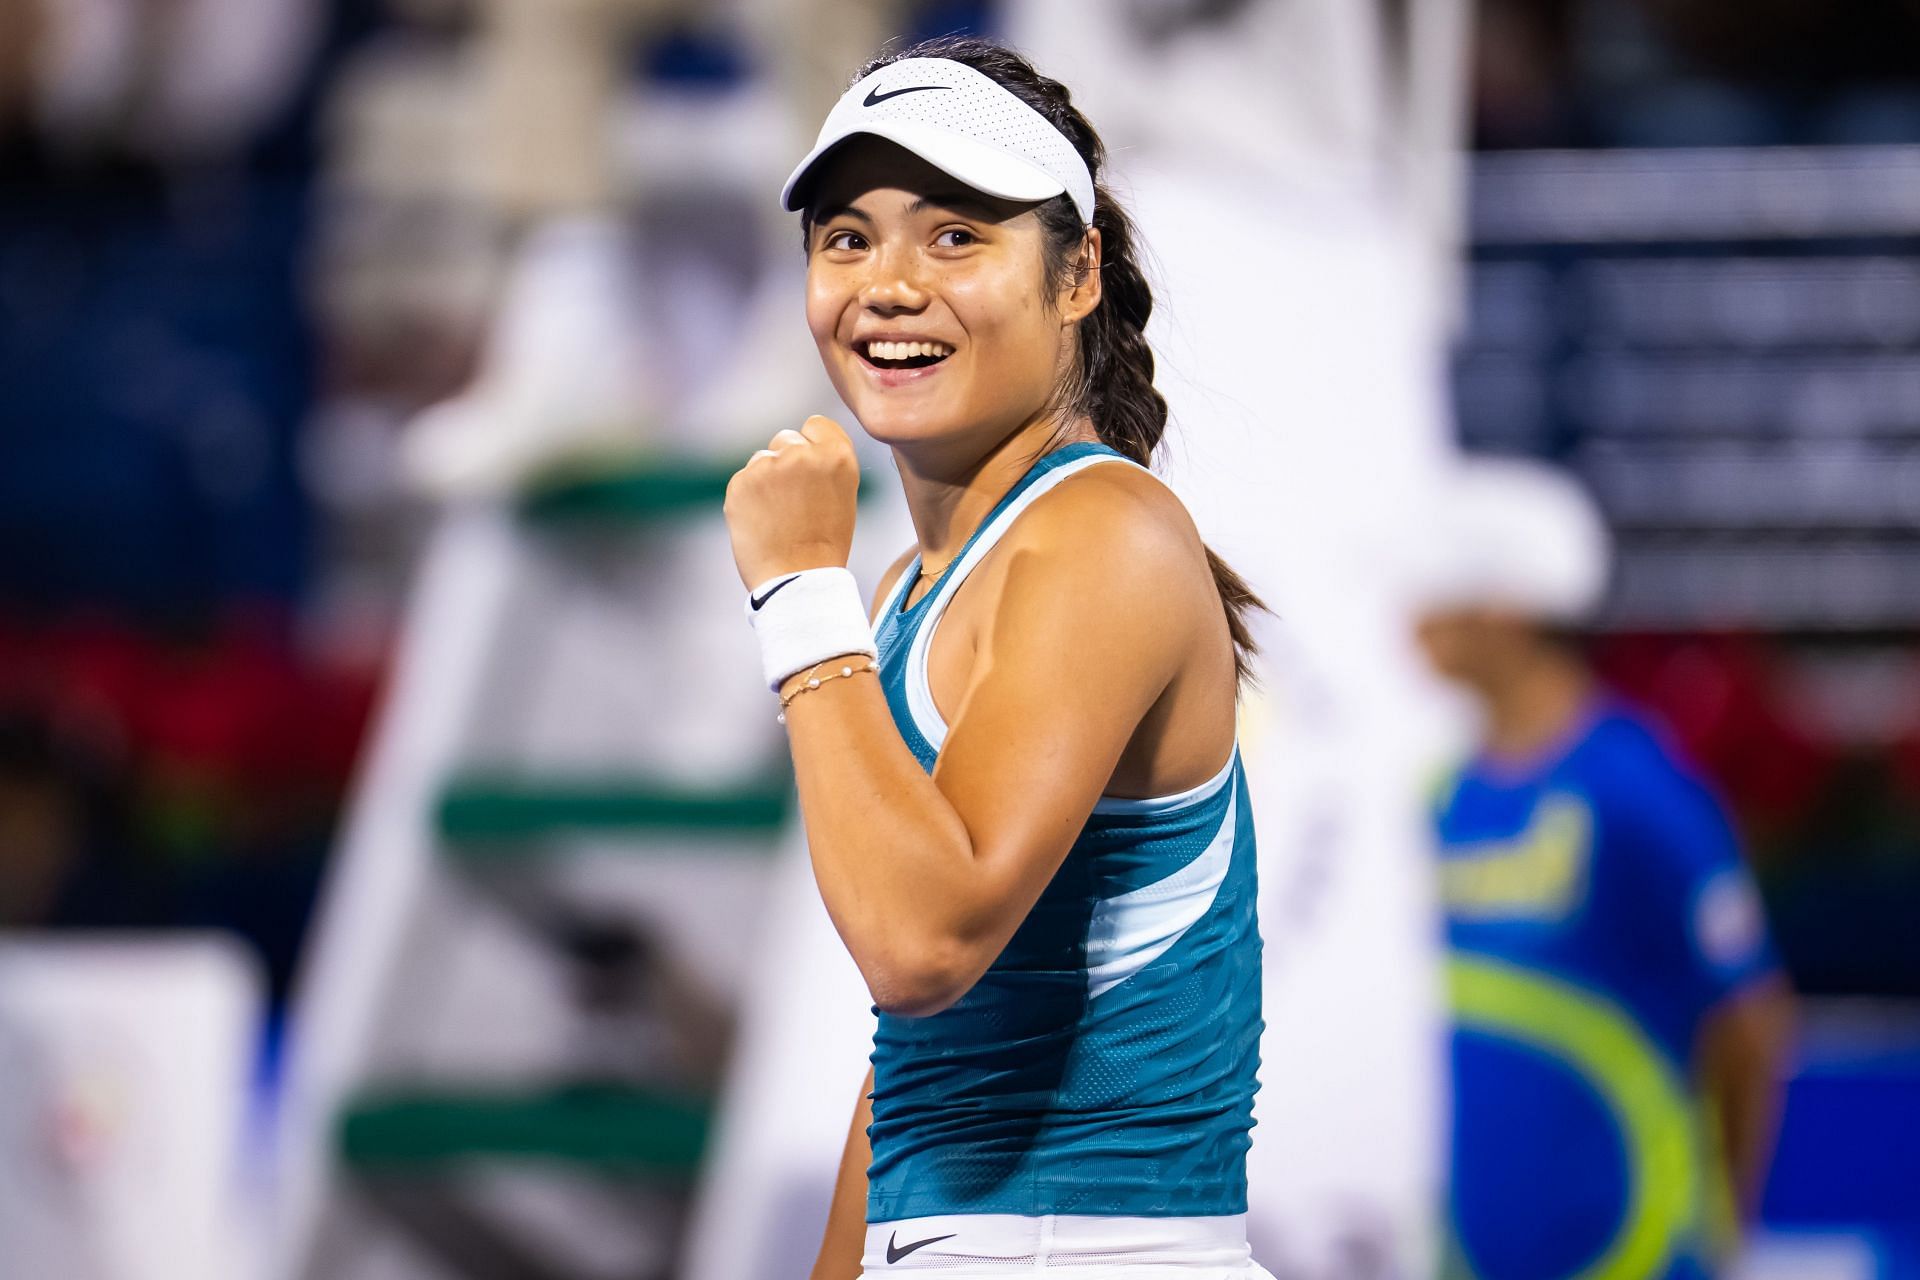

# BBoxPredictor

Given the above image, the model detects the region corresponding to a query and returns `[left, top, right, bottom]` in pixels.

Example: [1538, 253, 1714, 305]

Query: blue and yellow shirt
[1435, 701, 1780, 1280]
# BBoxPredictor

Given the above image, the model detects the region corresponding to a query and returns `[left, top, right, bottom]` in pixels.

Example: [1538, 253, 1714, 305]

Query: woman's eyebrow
[810, 202, 874, 225]
[811, 192, 1006, 226]
[909, 192, 1003, 220]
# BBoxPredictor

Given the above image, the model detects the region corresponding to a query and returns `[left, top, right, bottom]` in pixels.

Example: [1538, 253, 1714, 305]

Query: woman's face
[803, 139, 1097, 454]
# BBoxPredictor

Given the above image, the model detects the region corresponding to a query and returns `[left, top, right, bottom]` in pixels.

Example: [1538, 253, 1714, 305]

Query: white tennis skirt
[861, 1214, 1278, 1278]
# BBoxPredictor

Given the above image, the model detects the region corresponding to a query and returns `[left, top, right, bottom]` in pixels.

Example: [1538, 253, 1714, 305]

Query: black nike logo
[886, 1231, 957, 1264]
[864, 84, 951, 107]
[749, 575, 801, 610]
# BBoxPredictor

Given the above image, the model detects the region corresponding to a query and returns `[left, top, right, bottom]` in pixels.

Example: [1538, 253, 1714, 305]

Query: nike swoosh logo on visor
[749, 575, 801, 610]
[886, 1231, 957, 1264]
[864, 84, 951, 107]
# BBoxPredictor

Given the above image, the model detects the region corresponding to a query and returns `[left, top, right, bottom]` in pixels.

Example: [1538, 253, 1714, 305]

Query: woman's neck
[893, 413, 1099, 570]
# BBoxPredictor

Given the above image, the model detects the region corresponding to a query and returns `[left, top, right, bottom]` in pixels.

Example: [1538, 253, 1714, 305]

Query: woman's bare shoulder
[1005, 459, 1209, 590]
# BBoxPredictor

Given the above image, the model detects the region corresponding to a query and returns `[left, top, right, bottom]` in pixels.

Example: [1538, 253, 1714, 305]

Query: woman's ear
[1060, 228, 1103, 325]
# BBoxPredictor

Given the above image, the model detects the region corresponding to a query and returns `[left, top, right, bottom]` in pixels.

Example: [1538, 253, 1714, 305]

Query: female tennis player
[723, 37, 1271, 1280]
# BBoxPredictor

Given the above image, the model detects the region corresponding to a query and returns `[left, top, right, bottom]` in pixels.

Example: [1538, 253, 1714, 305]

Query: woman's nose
[859, 248, 931, 313]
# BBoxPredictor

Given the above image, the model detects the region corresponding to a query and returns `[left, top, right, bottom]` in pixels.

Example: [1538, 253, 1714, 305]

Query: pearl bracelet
[776, 656, 878, 724]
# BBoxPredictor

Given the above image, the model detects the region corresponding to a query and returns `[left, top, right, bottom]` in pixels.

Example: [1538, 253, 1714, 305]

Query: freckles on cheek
[803, 288, 838, 351]
[803, 263, 852, 348]
[802, 277, 856, 406]
[943, 273, 1005, 351]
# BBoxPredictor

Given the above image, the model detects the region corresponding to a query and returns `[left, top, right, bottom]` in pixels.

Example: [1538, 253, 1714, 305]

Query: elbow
[859, 934, 978, 1018]
[870, 975, 966, 1019]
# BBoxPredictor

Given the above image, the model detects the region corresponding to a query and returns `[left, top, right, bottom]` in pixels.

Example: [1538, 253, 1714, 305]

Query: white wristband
[744, 566, 877, 692]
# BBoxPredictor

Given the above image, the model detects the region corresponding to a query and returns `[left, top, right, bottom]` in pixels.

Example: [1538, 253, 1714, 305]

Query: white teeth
[864, 340, 952, 361]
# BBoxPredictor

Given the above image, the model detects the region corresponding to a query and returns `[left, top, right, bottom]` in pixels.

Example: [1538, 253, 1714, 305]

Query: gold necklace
[917, 551, 958, 580]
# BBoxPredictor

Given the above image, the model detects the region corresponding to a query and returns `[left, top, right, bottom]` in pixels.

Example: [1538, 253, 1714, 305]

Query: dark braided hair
[817, 36, 1264, 685]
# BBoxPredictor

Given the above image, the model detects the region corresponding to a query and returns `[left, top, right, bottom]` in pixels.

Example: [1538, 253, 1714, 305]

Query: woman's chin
[848, 404, 967, 451]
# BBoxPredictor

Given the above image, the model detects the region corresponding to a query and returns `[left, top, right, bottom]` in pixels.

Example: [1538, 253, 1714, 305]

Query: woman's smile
[851, 332, 958, 387]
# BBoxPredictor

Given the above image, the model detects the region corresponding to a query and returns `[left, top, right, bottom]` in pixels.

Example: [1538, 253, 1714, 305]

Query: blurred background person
[1413, 459, 1795, 1280]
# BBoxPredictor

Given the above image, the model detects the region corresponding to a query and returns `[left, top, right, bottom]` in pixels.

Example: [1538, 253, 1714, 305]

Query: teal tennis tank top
[865, 440, 1264, 1222]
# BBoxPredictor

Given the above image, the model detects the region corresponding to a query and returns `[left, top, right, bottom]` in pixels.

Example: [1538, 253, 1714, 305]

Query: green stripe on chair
[339, 1086, 710, 1179]
[436, 776, 792, 848]
[521, 458, 742, 524]
[521, 456, 874, 524]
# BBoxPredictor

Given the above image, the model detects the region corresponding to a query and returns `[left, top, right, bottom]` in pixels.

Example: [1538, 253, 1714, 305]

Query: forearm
[781, 670, 985, 1013]
[1714, 1052, 1787, 1218]
[811, 1068, 875, 1280]
[1715, 1075, 1774, 1220]
[1702, 980, 1795, 1220]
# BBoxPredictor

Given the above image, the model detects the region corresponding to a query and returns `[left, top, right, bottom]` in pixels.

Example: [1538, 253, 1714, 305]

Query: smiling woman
[801, 146, 1089, 457]
[721, 36, 1274, 1280]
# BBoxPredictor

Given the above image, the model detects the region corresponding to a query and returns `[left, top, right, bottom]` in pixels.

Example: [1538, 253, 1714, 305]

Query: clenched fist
[724, 415, 861, 589]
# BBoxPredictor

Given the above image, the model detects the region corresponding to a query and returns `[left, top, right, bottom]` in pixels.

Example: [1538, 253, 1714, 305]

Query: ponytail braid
[848, 37, 1266, 686]
[1073, 195, 1164, 468]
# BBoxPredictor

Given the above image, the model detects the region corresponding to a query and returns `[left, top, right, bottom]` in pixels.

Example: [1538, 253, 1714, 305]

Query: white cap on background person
[1413, 457, 1612, 623]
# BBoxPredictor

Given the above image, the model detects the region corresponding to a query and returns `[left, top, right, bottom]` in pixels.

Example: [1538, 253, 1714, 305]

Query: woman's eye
[935, 228, 977, 248]
[823, 230, 866, 252]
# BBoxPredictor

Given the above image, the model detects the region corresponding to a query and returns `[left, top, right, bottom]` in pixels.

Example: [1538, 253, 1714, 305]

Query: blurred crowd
[1473, 0, 1920, 148]
[0, 0, 377, 1009]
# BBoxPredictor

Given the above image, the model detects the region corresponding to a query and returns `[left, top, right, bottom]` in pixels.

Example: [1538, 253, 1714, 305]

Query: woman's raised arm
[726, 419, 1217, 1016]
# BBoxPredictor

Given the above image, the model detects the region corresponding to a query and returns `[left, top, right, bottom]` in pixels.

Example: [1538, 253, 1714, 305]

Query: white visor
[781, 57, 1096, 226]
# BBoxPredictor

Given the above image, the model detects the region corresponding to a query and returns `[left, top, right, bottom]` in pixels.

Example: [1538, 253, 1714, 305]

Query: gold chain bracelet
[776, 656, 878, 724]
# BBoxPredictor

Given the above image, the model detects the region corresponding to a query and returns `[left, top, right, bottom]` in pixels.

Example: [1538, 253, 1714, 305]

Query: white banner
[0, 935, 261, 1280]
